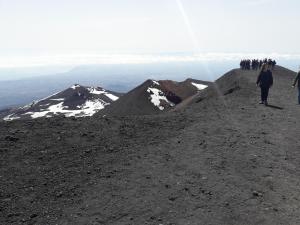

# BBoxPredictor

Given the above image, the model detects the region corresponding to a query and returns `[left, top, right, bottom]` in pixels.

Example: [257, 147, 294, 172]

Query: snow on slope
[3, 85, 120, 121]
[146, 79, 209, 111]
[105, 93, 119, 101]
[147, 80, 175, 111]
[87, 87, 106, 95]
[191, 82, 208, 90]
[22, 100, 107, 119]
[3, 114, 21, 121]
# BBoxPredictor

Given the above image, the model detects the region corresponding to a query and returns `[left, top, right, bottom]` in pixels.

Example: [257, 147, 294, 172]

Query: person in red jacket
[256, 63, 273, 105]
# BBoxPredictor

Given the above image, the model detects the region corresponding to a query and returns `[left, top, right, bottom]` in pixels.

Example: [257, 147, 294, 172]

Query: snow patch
[191, 82, 208, 90]
[152, 80, 160, 86]
[88, 87, 119, 101]
[88, 87, 106, 95]
[22, 100, 108, 119]
[3, 114, 21, 121]
[105, 93, 119, 101]
[71, 84, 81, 90]
[79, 100, 106, 116]
[147, 87, 173, 110]
[50, 98, 65, 101]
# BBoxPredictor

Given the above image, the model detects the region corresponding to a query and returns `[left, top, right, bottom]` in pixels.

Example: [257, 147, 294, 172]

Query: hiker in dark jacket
[256, 63, 273, 105]
[292, 70, 300, 104]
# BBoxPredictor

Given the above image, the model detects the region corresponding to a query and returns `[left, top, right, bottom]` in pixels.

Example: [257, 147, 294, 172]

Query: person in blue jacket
[292, 69, 300, 104]
[256, 63, 273, 105]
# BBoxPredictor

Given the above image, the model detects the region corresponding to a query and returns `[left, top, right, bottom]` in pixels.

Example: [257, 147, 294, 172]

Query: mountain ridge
[2, 78, 211, 120]
[2, 84, 122, 121]
[1, 66, 300, 225]
[97, 78, 210, 116]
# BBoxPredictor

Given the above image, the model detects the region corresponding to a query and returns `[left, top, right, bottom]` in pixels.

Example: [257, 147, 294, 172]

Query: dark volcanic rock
[1, 66, 300, 225]
[4, 135, 19, 142]
[98, 78, 211, 116]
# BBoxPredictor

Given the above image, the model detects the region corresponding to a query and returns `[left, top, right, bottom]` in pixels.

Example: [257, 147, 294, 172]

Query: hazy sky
[0, 0, 300, 67]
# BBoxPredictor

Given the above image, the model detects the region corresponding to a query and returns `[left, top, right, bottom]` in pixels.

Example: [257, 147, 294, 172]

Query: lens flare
[175, 0, 240, 127]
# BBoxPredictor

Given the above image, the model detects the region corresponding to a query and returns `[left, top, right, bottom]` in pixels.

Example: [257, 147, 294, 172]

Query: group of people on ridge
[255, 63, 300, 106]
[240, 58, 276, 70]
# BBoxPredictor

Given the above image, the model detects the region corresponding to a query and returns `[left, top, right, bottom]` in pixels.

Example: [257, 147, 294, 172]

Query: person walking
[256, 63, 273, 105]
[292, 69, 300, 104]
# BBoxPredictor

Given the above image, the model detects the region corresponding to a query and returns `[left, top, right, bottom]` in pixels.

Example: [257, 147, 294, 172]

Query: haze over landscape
[1, 0, 300, 69]
[1, 0, 300, 109]
[1, 1, 300, 225]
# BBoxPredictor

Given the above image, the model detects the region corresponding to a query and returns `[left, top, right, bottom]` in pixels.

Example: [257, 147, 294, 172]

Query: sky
[0, 0, 300, 68]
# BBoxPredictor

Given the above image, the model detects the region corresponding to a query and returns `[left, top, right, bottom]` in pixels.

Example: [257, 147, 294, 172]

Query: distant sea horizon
[0, 52, 299, 81]
[0, 52, 299, 110]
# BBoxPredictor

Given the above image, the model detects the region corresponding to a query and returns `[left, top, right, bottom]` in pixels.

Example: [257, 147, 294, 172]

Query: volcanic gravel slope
[1, 66, 300, 225]
[99, 79, 210, 116]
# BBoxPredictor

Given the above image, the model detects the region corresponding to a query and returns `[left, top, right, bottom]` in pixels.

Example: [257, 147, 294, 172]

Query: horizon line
[0, 52, 300, 69]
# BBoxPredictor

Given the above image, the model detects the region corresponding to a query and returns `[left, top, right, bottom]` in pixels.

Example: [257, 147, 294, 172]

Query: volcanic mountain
[98, 78, 210, 116]
[3, 84, 121, 121]
[1, 66, 300, 225]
